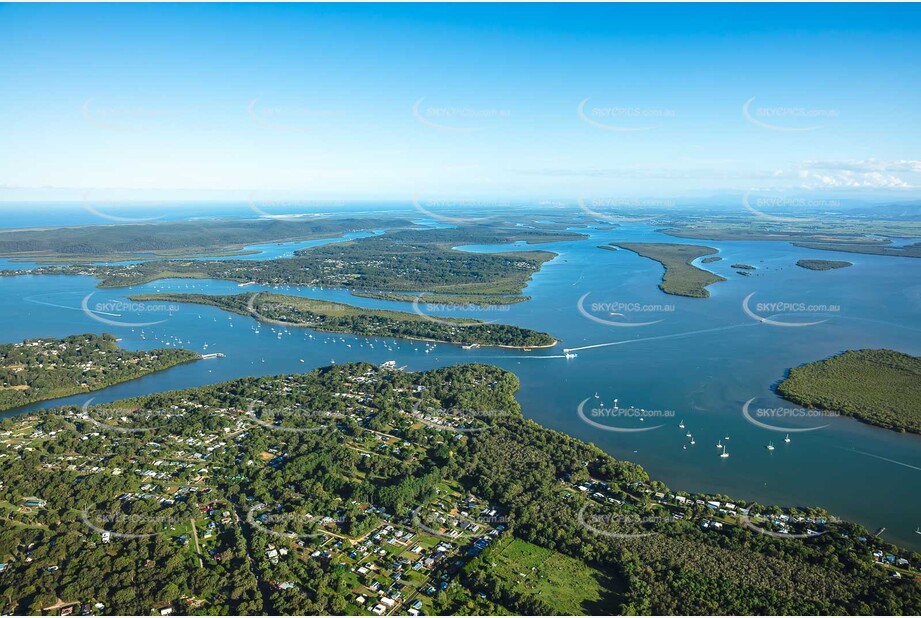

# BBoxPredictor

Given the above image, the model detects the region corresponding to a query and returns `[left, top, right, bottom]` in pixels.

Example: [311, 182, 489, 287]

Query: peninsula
[604, 242, 726, 298]
[129, 292, 558, 349]
[0, 333, 199, 411]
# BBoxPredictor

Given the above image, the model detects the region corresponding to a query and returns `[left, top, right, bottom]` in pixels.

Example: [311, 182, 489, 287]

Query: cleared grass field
[487, 537, 623, 615]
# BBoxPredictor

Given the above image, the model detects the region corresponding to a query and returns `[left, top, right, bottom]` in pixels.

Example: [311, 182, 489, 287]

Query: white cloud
[798, 169, 913, 189]
[802, 159, 921, 173]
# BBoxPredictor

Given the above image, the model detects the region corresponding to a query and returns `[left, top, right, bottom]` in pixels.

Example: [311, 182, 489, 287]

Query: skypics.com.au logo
[577, 397, 675, 433]
[411, 506, 508, 540]
[412, 98, 511, 133]
[247, 506, 343, 540]
[81, 506, 188, 540]
[248, 193, 346, 220]
[741, 191, 839, 223]
[411, 401, 516, 434]
[81, 294, 178, 328]
[576, 196, 668, 224]
[411, 197, 501, 225]
[577, 504, 669, 539]
[577, 99, 675, 132]
[577, 292, 674, 328]
[742, 292, 840, 327]
[79, 400, 182, 435]
[741, 398, 837, 434]
[243, 404, 342, 434]
[410, 293, 506, 328]
[742, 97, 839, 132]
[247, 97, 344, 133]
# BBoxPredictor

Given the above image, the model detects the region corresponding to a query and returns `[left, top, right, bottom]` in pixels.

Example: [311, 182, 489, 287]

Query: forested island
[796, 259, 854, 271]
[661, 217, 921, 258]
[0, 362, 918, 616]
[0, 333, 200, 411]
[5, 226, 582, 301]
[0, 217, 409, 262]
[603, 243, 726, 298]
[777, 349, 921, 434]
[129, 292, 557, 349]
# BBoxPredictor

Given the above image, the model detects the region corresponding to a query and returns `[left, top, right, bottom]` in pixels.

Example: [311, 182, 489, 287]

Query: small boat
[784, 434, 791, 443]
[678, 420, 685, 429]
[716, 441, 723, 448]
[689, 438, 695, 445]
[766, 442, 775, 451]
[720, 446, 729, 459]
[685, 431, 692, 438]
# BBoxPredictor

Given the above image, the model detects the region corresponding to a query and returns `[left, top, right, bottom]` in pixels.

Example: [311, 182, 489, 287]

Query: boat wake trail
[483, 354, 571, 360]
[564, 322, 757, 353]
[840, 447, 921, 472]
[24, 295, 118, 316]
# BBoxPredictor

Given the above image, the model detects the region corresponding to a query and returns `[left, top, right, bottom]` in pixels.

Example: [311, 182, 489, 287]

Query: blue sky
[1, 3, 920, 203]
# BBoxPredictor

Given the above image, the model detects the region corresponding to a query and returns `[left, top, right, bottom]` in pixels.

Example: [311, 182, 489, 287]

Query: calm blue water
[2, 214, 920, 549]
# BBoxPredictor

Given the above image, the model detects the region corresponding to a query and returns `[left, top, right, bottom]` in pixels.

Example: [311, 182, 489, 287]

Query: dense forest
[0, 362, 917, 615]
[0, 333, 199, 411]
[661, 216, 921, 259]
[796, 259, 854, 270]
[129, 292, 557, 348]
[0, 217, 409, 260]
[777, 349, 921, 434]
